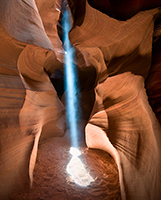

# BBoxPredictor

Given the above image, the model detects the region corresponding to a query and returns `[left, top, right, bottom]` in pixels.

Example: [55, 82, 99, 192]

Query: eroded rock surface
[0, 0, 161, 200]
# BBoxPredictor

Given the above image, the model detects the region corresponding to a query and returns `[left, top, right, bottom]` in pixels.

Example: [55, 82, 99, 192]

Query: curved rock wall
[0, 0, 161, 199]
[0, 1, 66, 199]
[69, 1, 161, 199]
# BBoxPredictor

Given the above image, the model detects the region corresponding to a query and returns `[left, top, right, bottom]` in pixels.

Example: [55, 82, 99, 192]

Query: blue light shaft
[62, 2, 80, 148]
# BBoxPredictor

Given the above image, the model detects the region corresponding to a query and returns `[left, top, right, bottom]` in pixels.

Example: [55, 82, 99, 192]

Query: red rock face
[0, 0, 161, 200]
[69, 1, 161, 199]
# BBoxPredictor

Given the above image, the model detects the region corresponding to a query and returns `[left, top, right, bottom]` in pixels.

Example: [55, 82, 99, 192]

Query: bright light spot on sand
[66, 147, 94, 187]
[70, 147, 81, 157]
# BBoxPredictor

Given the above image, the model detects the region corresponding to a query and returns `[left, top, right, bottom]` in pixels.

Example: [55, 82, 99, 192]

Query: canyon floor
[10, 129, 121, 200]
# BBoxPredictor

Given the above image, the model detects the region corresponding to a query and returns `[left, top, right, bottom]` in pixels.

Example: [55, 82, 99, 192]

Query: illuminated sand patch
[66, 147, 94, 187]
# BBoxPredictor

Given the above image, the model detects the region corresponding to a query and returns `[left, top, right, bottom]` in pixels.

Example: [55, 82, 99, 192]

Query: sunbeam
[62, 0, 79, 148]
[62, 1, 94, 187]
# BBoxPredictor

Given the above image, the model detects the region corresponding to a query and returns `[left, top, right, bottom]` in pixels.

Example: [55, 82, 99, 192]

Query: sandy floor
[10, 130, 121, 200]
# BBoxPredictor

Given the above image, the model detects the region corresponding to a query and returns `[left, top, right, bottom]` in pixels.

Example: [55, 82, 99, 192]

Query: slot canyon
[0, 0, 161, 199]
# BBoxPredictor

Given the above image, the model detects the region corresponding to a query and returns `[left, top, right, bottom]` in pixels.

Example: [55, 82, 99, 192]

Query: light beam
[62, 0, 79, 148]
[62, 1, 94, 187]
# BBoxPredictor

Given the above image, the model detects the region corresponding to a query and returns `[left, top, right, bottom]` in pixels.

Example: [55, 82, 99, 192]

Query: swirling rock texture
[69, 0, 161, 199]
[0, 0, 66, 199]
[0, 0, 161, 200]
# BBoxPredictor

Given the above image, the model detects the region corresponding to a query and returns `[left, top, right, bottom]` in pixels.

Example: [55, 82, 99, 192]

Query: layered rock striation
[0, 0, 161, 200]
